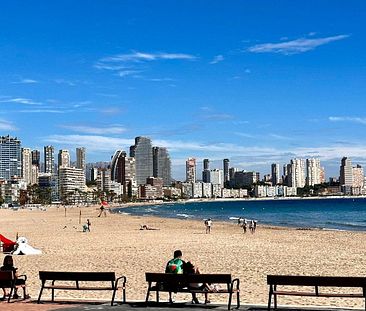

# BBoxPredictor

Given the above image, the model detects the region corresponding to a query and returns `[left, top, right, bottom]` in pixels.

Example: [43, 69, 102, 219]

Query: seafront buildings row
[0, 134, 365, 204]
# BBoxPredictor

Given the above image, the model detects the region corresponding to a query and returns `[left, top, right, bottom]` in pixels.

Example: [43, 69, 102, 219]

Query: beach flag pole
[64, 207, 66, 217]
[79, 210, 81, 224]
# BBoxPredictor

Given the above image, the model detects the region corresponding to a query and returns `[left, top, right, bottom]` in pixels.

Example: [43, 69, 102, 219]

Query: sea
[112, 197, 366, 231]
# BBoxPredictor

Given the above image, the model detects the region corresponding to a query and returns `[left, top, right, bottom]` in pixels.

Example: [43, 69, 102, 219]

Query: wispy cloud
[100, 51, 197, 63]
[11, 79, 39, 84]
[60, 125, 127, 135]
[0, 119, 17, 131]
[17, 109, 66, 113]
[44, 135, 134, 152]
[329, 116, 366, 125]
[0, 97, 42, 105]
[95, 51, 197, 79]
[210, 54, 224, 64]
[248, 34, 349, 55]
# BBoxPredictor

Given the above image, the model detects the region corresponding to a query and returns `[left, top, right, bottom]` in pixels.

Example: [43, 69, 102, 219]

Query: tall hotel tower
[271, 163, 280, 186]
[21, 148, 32, 184]
[186, 158, 196, 183]
[76, 147, 86, 173]
[111, 150, 136, 193]
[223, 159, 230, 183]
[0, 135, 21, 180]
[58, 149, 70, 168]
[130, 137, 153, 185]
[340, 157, 353, 187]
[152, 146, 172, 186]
[44, 145, 55, 174]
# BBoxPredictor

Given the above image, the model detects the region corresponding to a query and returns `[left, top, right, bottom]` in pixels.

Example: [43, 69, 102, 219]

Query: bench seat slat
[274, 290, 364, 298]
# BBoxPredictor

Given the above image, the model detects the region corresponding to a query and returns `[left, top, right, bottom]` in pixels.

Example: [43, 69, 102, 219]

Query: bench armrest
[231, 278, 240, 291]
[116, 275, 127, 288]
[18, 274, 27, 282]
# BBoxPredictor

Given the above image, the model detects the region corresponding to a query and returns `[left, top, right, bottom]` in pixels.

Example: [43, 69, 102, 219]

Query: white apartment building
[58, 149, 70, 168]
[21, 148, 32, 185]
[306, 158, 321, 186]
[288, 159, 306, 188]
[352, 165, 364, 188]
[209, 169, 224, 187]
[58, 167, 86, 201]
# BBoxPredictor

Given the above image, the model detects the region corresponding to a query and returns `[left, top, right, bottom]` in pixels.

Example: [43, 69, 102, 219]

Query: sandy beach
[1, 205, 366, 309]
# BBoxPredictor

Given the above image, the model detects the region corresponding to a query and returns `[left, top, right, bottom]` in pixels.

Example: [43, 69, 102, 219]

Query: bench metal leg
[274, 294, 277, 310]
[156, 290, 159, 303]
[268, 285, 273, 311]
[52, 288, 55, 302]
[145, 282, 151, 303]
[228, 291, 233, 310]
[111, 288, 116, 306]
[37, 285, 44, 303]
[236, 289, 240, 309]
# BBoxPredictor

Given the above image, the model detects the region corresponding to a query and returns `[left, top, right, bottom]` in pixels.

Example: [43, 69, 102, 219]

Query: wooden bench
[0, 271, 27, 302]
[37, 271, 126, 306]
[145, 273, 240, 310]
[267, 275, 366, 310]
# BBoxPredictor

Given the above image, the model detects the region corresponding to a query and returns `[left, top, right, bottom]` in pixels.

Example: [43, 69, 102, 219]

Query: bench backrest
[146, 273, 232, 284]
[0, 271, 15, 287]
[267, 275, 366, 287]
[39, 271, 116, 282]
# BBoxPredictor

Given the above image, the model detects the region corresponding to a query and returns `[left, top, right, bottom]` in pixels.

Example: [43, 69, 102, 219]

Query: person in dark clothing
[0, 255, 25, 299]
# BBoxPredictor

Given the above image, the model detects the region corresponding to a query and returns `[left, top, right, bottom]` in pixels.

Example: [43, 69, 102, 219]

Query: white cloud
[44, 135, 134, 152]
[0, 119, 17, 131]
[248, 34, 349, 55]
[118, 70, 141, 77]
[101, 51, 197, 63]
[12, 79, 38, 84]
[60, 125, 127, 134]
[329, 116, 366, 125]
[0, 97, 42, 105]
[210, 55, 224, 64]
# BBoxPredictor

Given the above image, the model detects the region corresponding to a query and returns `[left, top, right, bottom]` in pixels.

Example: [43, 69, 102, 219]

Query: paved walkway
[0, 300, 362, 311]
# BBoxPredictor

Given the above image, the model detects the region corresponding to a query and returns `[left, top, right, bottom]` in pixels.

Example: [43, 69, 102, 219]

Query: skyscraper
[271, 163, 280, 186]
[111, 150, 136, 193]
[186, 158, 196, 183]
[44, 145, 55, 174]
[21, 148, 32, 184]
[0, 135, 21, 180]
[130, 136, 153, 185]
[306, 158, 321, 186]
[202, 158, 210, 183]
[339, 157, 353, 186]
[76, 147, 86, 173]
[152, 147, 172, 186]
[58, 149, 70, 168]
[223, 159, 230, 183]
[288, 159, 306, 188]
[31, 149, 40, 168]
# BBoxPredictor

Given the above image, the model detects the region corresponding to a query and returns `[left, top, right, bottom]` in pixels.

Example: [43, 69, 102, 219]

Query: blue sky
[1, 1, 365, 180]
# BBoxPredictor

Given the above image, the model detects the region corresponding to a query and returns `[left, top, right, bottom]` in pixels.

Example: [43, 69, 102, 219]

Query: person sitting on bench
[0, 255, 25, 299]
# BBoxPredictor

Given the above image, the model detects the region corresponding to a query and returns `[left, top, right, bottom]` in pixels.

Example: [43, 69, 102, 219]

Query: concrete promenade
[0, 300, 363, 311]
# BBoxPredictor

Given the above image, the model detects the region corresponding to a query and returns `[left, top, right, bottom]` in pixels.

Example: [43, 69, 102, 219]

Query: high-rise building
[31, 165, 39, 185]
[306, 158, 321, 186]
[352, 165, 364, 188]
[58, 167, 86, 202]
[288, 159, 306, 188]
[111, 150, 136, 194]
[209, 169, 224, 187]
[21, 148, 32, 185]
[58, 149, 70, 168]
[76, 147, 86, 173]
[0, 135, 21, 180]
[229, 167, 238, 181]
[31, 149, 40, 168]
[223, 159, 230, 183]
[339, 157, 353, 186]
[202, 158, 210, 183]
[152, 147, 172, 186]
[130, 136, 153, 185]
[271, 163, 280, 186]
[185, 158, 196, 183]
[44, 145, 55, 174]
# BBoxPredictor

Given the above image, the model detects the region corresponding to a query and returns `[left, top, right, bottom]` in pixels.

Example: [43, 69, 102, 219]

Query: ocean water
[112, 198, 366, 231]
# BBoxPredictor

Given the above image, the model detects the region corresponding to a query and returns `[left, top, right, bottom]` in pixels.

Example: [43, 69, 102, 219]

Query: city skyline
[1, 1, 365, 180]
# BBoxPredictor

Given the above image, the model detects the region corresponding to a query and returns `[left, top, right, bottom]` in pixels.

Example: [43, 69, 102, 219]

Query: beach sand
[0, 205, 365, 309]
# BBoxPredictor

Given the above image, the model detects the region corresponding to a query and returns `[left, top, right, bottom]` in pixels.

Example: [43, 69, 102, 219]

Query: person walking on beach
[249, 220, 254, 234]
[242, 218, 247, 233]
[205, 218, 212, 234]
[98, 205, 107, 217]
[253, 220, 257, 233]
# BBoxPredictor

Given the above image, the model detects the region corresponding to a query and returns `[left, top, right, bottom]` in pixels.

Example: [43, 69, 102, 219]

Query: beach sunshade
[101, 201, 109, 206]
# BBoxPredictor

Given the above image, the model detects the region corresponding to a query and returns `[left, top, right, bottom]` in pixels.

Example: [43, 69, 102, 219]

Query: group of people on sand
[165, 249, 217, 304]
[238, 218, 257, 234]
